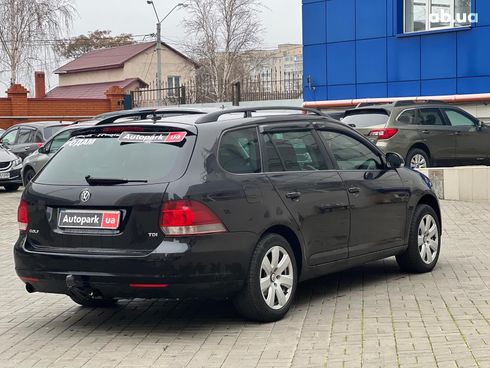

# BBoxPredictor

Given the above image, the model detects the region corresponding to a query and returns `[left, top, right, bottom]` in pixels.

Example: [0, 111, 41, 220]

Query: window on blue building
[404, 0, 471, 33]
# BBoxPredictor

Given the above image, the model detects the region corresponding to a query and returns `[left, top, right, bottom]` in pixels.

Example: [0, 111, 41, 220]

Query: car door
[441, 108, 489, 165]
[11, 128, 39, 159]
[416, 108, 455, 166]
[261, 125, 350, 266]
[318, 129, 409, 258]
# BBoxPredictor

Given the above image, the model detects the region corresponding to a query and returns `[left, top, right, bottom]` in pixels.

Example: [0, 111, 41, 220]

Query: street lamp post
[146, 1, 188, 105]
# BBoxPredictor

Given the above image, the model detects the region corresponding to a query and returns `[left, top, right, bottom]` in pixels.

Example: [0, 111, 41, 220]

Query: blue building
[302, 0, 490, 102]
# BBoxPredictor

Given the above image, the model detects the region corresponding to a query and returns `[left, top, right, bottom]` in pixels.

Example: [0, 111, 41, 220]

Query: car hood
[0, 145, 17, 162]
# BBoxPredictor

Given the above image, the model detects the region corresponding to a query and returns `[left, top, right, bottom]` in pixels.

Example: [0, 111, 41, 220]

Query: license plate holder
[0, 172, 10, 179]
[58, 210, 121, 230]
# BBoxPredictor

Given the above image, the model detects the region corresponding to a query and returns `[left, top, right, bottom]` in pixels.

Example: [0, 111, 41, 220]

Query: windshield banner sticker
[66, 138, 96, 147]
[118, 131, 187, 144]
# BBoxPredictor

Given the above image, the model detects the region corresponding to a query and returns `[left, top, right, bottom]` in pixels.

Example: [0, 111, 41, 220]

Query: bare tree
[184, 0, 262, 102]
[0, 0, 75, 86]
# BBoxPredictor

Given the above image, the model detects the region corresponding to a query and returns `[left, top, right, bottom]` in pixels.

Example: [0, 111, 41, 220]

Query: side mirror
[386, 152, 404, 169]
[477, 120, 484, 131]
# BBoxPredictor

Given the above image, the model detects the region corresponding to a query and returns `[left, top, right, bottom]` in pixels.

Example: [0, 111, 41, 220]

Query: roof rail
[393, 99, 449, 107]
[195, 106, 326, 124]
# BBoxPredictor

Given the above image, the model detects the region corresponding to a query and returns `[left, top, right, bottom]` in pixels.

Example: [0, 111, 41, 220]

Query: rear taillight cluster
[160, 200, 226, 237]
[17, 200, 28, 231]
[368, 128, 399, 140]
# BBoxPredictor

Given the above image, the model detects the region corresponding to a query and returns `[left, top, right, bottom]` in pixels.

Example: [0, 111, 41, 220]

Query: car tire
[233, 233, 297, 322]
[68, 292, 118, 308]
[406, 148, 430, 169]
[23, 168, 36, 186]
[396, 204, 441, 273]
[3, 184, 20, 192]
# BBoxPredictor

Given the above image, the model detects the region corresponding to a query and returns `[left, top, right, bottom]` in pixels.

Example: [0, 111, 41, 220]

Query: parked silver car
[22, 123, 95, 185]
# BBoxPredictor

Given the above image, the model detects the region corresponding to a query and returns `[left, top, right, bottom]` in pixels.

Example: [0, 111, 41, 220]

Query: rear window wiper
[85, 175, 148, 186]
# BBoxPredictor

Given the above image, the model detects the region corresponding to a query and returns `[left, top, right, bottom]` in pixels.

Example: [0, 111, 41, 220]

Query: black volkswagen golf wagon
[14, 107, 442, 322]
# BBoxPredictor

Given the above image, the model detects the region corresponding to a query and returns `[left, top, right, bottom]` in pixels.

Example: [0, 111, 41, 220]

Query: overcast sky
[71, 0, 303, 49]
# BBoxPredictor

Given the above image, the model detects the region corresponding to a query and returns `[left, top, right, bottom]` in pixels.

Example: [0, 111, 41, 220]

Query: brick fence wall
[0, 84, 125, 129]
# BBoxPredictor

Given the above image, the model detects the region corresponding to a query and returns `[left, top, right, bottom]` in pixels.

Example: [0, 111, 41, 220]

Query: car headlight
[12, 158, 22, 167]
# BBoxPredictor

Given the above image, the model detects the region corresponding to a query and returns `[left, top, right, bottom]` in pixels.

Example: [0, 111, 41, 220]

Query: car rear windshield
[44, 125, 70, 139]
[35, 130, 195, 185]
[342, 110, 390, 128]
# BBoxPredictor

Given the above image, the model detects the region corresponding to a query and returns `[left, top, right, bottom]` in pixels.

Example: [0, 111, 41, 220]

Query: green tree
[56, 30, 135, 59]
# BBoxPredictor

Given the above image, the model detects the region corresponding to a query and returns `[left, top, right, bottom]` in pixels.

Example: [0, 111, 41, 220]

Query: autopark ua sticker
[118, 131, 187, 144]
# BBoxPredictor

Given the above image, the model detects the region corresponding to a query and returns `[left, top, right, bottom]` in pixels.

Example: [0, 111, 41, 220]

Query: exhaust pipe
[25, 283, 35, 293]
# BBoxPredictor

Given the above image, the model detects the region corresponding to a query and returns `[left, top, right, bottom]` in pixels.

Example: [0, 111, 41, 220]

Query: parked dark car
[21, 108, 219, 185]
[0, 121, 72, 160]
[342, 101, 490, 168]
[0, 144, 22, 191]
[14, 107, 442, 322]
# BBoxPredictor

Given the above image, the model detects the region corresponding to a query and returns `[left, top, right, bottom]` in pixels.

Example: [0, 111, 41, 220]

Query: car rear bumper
[14, 232, 257, 299]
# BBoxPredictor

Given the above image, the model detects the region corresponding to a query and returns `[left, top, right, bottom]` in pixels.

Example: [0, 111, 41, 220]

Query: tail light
[368, 128, 399, 140]
[17, 200, 28, 231]
[160, 200, 227, 236]
[36, 143, 43, 148]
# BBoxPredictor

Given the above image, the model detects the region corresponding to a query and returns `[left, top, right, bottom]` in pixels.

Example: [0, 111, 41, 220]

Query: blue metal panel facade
[303, 0, 488, 101]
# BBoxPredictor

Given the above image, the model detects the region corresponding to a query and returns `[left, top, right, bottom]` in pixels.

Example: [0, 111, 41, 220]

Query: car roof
[7, 121, 72, 129]
[91, 107, 348, 134]
[349, 100, 453, 114]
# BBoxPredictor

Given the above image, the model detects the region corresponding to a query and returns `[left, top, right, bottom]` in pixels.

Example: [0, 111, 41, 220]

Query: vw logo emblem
[80, 189, 91, 202]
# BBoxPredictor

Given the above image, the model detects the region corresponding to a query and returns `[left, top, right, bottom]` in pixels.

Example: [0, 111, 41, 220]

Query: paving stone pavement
[1, 188, 490, 368]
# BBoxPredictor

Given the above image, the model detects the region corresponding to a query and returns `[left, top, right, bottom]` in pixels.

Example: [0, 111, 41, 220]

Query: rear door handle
[285, 192, 301, 200]
[348, 187, 361, 194]
[453, 131, 461, 136]
[421, 130, 430, 134]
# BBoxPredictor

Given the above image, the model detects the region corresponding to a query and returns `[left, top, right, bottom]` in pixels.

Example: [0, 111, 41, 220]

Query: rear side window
[35, 130, 195, 185]
[17, 129, 35, 144]
[219, 127, 261, 174]
[342, 110, 389, 128]
[264, 130, 327, 172]
[418, 108, 446, 126]
[396, 109, 417, 125]
[44, 125, 69, 139]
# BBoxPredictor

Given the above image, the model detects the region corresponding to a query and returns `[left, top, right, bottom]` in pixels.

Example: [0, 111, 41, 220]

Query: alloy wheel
[418, 214, 439, 265]
[410, 154, 427, 169]
[260, 246, 294, 310]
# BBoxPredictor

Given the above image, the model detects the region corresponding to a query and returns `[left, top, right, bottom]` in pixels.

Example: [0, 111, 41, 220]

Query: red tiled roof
[55, 42, 198, 74]
[45, 78, 147, 99]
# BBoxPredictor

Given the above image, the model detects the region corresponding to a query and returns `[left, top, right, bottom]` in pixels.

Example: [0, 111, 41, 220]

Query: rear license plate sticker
[58, 210, 120, 230]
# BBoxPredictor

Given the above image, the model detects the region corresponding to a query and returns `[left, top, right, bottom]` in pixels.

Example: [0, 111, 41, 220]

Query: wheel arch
[417, 194, 442, 234]
[261, 225, 303, 278]
[22, 165, 35, 185]
[408, 143, 431, 160]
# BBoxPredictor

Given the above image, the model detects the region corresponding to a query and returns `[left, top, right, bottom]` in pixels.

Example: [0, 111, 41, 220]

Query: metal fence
[130, 77, 303, 108]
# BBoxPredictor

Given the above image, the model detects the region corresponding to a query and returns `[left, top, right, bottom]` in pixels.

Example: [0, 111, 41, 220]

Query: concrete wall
[418, 166, 490, 202]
